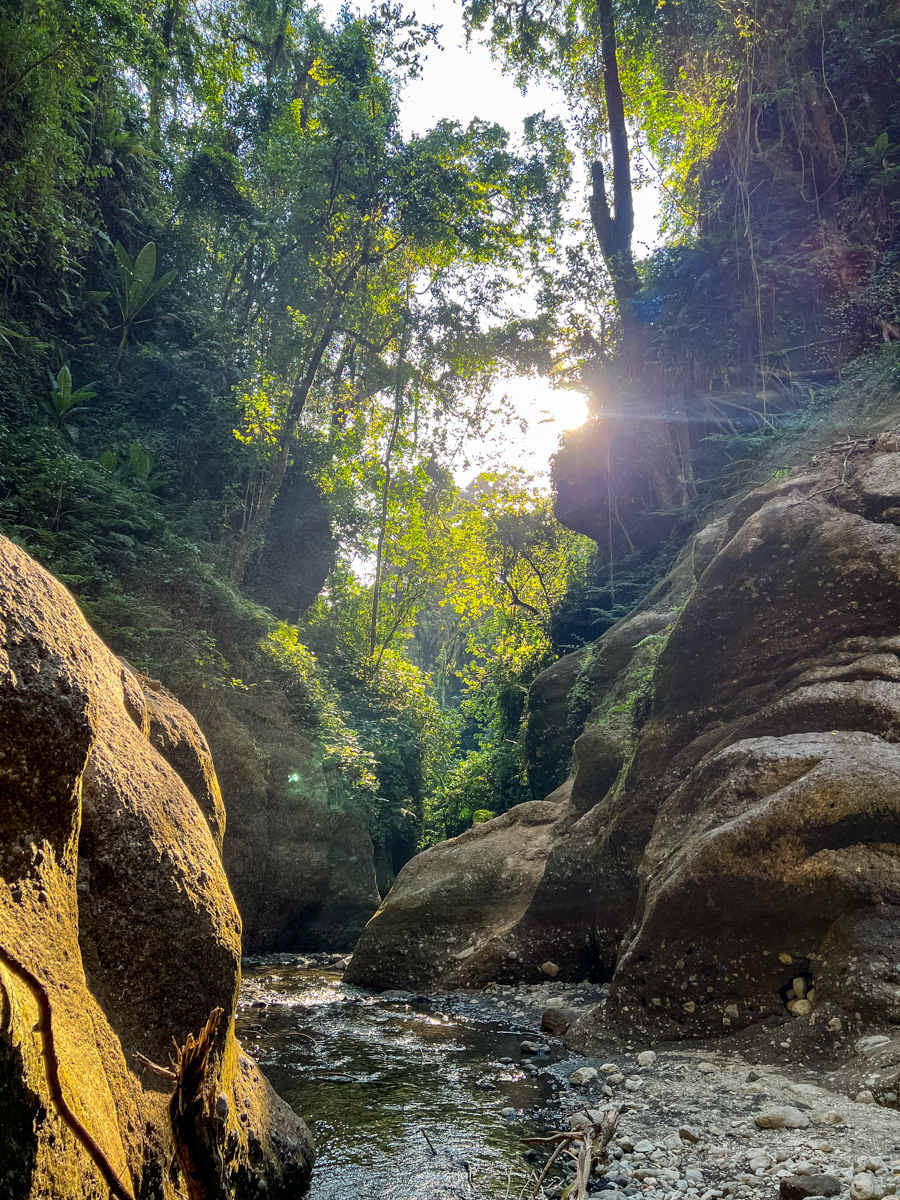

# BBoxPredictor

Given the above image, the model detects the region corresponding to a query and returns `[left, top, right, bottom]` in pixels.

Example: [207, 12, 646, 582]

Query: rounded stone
[850, 1174, 885, 1200]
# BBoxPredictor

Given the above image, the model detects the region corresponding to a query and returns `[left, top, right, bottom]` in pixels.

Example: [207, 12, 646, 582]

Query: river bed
[237, 955, 900, 1200]
[236, 954, 606, 1199]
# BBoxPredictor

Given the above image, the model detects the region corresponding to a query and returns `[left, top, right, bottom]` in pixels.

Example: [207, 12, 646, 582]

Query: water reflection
[236, 962, 565, 1199]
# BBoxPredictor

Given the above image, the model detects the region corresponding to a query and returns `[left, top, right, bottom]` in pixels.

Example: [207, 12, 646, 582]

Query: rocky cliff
[212, 693, 381, 953]
[347, 438, 900, 1061]
[0, 535, 314, 1199]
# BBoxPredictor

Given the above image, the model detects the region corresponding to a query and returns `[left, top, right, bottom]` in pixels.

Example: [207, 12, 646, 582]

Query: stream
[236, 953, 607, 1199]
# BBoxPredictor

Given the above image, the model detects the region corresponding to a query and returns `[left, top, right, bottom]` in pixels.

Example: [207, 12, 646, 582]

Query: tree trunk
[368, 320, 409, 660]
[584, 0, 687, 514]
[229, 314, 340, 583]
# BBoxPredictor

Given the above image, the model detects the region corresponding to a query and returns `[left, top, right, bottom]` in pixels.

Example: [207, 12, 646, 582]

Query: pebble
[500, 1107, 517, 1121]
[856, 1036, 891, 1056]
[520, 1040, 545, 1054]
[638, 1051, 657, 1067]
[679, 1125, 702, 1144]
[755, 1106, 810, 1130]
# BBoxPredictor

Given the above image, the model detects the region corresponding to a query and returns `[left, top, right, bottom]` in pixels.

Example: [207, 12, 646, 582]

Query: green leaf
[133, 243, 157, 288]
[129, 442, 153, 480]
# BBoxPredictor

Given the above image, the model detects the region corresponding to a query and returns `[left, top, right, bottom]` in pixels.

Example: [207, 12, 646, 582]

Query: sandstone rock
[142, 676, 226, 853]
[211, 695, 380, 952]
[692, 517, 730, 580]
[569, 1066, 599, 1085]
[542, 1006, 579, 1036]
[755, 1106, 810, 1129]
[0, 535, 313, 1199]
[563, 464, 900, 1045]
[344, 786, 572, 990]
[780, 1175, 841, 1200]
[541, 960, 560, 977]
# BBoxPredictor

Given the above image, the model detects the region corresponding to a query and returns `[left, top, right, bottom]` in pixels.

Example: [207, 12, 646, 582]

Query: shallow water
[236, 959, 572, 1199]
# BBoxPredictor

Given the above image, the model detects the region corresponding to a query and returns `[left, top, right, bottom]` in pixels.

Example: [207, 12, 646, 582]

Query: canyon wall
[347, 440, 900, 1056]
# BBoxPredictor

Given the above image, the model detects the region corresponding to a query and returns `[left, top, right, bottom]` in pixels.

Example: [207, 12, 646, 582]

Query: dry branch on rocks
[522, 1104, 622, 1199]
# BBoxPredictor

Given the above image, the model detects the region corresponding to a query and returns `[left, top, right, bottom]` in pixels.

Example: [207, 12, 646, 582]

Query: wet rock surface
[240, 956, 900, 1199]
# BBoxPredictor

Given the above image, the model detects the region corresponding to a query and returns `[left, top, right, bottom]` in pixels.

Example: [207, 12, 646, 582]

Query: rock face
[526, 609, 675, 800]
[0, 535, 313, 1199]
[597, 451, 900, 1039]
[211, 694, 381, 953]
[350, 443, 900, 1047]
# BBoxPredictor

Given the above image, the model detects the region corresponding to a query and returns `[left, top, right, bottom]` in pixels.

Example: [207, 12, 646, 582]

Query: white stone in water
[851, 1174, 885, 1200]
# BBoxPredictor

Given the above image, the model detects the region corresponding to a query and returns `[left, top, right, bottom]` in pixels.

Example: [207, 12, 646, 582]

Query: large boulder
[344, 786, 573, 990]
[0, 535, 314, 1199]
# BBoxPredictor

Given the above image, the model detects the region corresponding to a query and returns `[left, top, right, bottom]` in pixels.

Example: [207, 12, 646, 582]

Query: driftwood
[522, 1104, 622, 1199]
[0, 945, 137, 1200]
[169, 1006, 225, 1200]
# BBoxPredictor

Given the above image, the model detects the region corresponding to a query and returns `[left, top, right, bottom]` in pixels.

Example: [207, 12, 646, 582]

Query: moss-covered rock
[0, 534, 313, 1199]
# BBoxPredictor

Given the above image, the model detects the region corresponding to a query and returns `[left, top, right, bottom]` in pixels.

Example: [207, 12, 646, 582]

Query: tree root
[0, 945, 137, 1200]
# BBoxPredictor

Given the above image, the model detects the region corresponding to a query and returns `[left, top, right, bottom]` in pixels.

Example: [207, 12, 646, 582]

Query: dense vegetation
[1, 0, 899, 866]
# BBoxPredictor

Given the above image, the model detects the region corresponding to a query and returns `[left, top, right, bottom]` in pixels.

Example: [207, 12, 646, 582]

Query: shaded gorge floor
[236, 955, 900, 1200]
